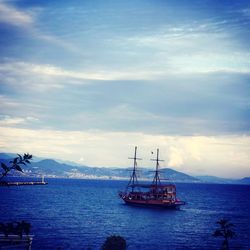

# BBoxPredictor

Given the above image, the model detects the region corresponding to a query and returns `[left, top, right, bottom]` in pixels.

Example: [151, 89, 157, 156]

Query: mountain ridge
[0, 153, 249, 184]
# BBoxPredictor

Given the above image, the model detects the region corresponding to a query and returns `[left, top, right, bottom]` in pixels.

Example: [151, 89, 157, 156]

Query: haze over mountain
[1, 153, 249, 184]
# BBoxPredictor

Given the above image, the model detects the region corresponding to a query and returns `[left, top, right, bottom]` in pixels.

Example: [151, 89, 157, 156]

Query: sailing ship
[119, 147, 185, 209]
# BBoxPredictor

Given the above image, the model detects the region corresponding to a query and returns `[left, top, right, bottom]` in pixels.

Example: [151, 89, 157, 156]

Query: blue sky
[0, 0, 249, 178]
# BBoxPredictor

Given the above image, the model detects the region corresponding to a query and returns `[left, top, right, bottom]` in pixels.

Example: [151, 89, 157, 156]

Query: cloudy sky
[0, 0, 249, 178]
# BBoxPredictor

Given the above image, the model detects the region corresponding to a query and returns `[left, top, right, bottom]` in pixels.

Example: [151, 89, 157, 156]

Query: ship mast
[127, 146, 141, 192]
[151, 149, 164, 189]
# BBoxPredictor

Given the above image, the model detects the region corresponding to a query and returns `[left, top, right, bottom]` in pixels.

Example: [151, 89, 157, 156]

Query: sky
[0, 0, 249, 178]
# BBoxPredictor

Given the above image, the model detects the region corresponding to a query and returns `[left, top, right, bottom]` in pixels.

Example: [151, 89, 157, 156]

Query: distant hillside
[0, 153, 16, 160]
[238, 177, 250, 184]
[0, 153, 249, 184]
[139, 168, 199, 182]
[0, 153, 44, 162]
[0, 153, 197, 182]
[27, 160, 198, 182]
[195, 175, 237, 184]
[161, 168, 199, 182]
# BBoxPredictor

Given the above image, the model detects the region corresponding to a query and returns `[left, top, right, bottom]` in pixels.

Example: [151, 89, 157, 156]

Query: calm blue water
[0, 179, 250, 249]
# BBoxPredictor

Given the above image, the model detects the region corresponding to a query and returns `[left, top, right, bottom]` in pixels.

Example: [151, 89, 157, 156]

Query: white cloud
[2, 53, 248, 95]
[0, 60, 170, 91]
[0, 96, 45, 120]
[0, 95, 21, 108]
[0, 115, 39, 126]
[0, 2, 34, 28]
[0, 61, 105, 90]
[0, 2, 77, 51]
[0, 116, 25, 126]
[238, 8, 250, 17]
[168, 146, 184, 167]
[117, 21, 250, 75]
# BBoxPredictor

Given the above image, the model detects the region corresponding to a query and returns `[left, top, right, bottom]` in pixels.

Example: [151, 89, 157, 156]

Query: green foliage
[0, 153, 32, 181]
[213, 219, 236, 250]
[101, 235, 126, 250]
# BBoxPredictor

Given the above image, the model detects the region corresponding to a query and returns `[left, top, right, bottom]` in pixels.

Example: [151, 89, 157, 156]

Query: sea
[0, 178, 250, 250]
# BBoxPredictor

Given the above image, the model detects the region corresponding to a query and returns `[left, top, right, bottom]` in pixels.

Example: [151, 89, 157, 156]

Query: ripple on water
[1, 180, 250, 249]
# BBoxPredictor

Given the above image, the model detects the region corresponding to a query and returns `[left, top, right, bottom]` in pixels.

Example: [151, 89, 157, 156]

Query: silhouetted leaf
[13, 157, 18, 164]
[213, 230, 223, 237]
[1, 163, 9, 171]
[23, 154, 32, 160]
[15, 165, 23, 172]
[213, 218, 236, 249]
[1, 153, 32, 179]
[227, 230, 236, 238]
[225, 223, 234, 228]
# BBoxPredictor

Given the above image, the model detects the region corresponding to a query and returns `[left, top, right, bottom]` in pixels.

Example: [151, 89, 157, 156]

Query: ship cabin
[126, 183, 177, 202]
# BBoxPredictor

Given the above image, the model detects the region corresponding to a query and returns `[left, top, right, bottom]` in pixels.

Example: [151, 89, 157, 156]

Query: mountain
[0, 153, 43, 162]
[238, 177, 250, 184]
[138, 168, 199, 182]
[0, 154, 197, 182]
[161, 168, 199, 182]
[0, 153, 16, 160]
[195, 175, 237, 184]
[0, 153, 249, 184]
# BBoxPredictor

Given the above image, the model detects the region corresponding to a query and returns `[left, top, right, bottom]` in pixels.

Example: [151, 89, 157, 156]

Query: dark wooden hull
[122, 197, 185, 209]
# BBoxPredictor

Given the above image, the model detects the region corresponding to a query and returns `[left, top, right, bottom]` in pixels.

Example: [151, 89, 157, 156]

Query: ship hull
[122, 197, 185, 209]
